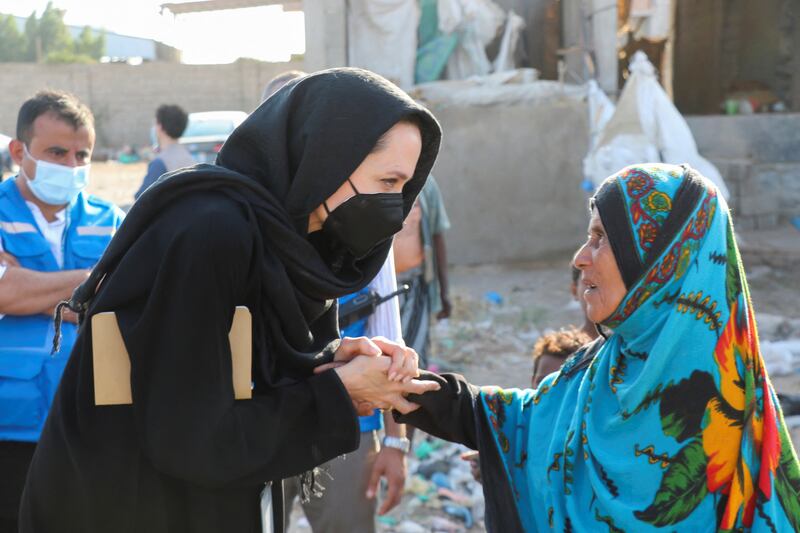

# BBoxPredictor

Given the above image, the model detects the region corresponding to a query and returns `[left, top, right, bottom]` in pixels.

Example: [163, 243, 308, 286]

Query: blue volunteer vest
[339, 290, 383, 433]
[0, 177, 124, 442]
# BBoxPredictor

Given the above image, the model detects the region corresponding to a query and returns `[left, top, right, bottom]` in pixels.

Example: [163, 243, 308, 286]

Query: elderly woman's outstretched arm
[395, 371, 529, 533]
[394, 371, 481, 449]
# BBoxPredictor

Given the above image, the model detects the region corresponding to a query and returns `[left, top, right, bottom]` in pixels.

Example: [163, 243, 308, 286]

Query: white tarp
[585, 79, 616, 154]
[492, 10, 526, 73]
[348, 0, 419, 89]
[439, 0, 505, 80]
[584, 51, 730, 199]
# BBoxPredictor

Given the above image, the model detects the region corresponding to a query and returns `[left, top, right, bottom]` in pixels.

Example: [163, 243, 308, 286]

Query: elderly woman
[398, 164, 800, 532]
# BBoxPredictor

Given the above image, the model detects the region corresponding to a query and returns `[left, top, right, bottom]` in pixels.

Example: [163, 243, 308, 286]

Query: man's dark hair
[156, 104, 189, 139]
[16, 90, 94, 144]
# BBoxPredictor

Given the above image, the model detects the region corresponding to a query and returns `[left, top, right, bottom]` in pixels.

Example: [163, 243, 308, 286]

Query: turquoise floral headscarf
[480, 164, 800, 531]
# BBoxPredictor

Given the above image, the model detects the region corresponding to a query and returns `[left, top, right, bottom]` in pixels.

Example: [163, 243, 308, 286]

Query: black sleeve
[393, 371, 481, 449]
[119, 206, 359, 489]
[396, 371, 527, 533]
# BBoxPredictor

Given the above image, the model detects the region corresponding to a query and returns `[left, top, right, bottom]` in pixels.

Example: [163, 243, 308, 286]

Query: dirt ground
[88, 162, 800, 532]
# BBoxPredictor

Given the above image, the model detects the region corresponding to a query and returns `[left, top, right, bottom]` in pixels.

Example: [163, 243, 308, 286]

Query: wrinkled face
[308, 121, 422, 232]
[571, 272, 590, 320]
[573, 208, 628, 324]
[532, 353, 565, 388]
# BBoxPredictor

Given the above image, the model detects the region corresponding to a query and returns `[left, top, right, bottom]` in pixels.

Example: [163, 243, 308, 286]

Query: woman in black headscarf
[19, 68, 442, 533]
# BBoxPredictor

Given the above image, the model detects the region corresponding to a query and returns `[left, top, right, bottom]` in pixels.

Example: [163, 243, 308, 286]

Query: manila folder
[92, 306, 252, 406]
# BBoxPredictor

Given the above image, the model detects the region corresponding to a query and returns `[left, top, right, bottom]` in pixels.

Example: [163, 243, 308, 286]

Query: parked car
[179, 111, 247, 163]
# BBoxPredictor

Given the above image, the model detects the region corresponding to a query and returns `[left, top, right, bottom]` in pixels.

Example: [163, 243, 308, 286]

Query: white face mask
[22, 145, 90, 205]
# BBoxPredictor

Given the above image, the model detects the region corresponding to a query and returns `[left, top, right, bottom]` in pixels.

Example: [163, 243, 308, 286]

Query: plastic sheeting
[492, 10, 526, 73]
[440, 0, 505, 80]
[348, 0, 420, 89]
[416, 0, 460, 84]
[584, 52, 730, 199]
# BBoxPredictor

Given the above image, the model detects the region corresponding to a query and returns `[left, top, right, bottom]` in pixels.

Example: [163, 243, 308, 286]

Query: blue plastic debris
[443, 504, 474, 528]
[484, 291, 503, 305]
[430, 471, 453, 490]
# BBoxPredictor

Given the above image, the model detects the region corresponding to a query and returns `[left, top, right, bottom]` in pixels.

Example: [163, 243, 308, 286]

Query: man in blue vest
[0, 90, 124, 530]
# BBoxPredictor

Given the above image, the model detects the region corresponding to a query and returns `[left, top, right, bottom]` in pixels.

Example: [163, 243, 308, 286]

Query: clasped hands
[316, 336, 440, 416]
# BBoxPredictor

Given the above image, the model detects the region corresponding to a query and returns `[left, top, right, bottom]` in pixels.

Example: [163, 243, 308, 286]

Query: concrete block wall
[427, 96, 590, 265]
[0, 60, 304, 150]
[687, 113, 800, 230]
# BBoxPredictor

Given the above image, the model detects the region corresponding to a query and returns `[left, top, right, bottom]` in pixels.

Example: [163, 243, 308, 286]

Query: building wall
[686, 113, 800, 230]
[674, 0, 800, 114]
[427, 97, 590, 265]
[0, 60, 303, 149]
[673, 0, 725, 114]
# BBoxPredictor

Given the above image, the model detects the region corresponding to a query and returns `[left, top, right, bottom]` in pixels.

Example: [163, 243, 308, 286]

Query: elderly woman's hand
[318, 355, 440, 416]
[333, 336, 420, 382]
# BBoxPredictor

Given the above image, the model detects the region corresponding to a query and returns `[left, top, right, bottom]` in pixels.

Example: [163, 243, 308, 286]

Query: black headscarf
[58, 67, 441, 385]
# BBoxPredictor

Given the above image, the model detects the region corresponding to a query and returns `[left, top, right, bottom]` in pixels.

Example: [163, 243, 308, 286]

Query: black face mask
[321, 179, 405, 259]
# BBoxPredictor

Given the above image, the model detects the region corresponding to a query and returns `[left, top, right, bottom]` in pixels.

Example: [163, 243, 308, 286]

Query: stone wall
[0, 60, 303, 150]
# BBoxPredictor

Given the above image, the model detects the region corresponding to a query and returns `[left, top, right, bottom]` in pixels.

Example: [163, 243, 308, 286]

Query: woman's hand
[333, 336, 420, 382]
[321, 355, 439, 415]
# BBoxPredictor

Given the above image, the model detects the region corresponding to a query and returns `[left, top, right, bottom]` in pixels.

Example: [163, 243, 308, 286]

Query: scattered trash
[377, 515, 398, 527]
[414, 438, 444, 460]
[429, 515, 467, 532]
[396, 520, 427, 533]
[431, 471, 453, 490]
[778, 394, 800, 417]
[444, 504, 474, 528]
[483, 291, 503, 305]
[417, 459, 451, 479]
[438, 487, 473, 506]
[760, 339, 800, 376]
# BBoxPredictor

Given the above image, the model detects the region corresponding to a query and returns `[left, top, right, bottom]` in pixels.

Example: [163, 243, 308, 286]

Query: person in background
[266, 69, 411, 533]
[393, 175, 451, 367]
[134, 104, 195, 199]
[0, 90, 124, 531]
[531, 327, 593, 388]
[262, 70, 308, 102]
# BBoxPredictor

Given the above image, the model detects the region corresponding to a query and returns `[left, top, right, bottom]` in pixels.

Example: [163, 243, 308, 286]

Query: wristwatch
[382, 436, 411, 454]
